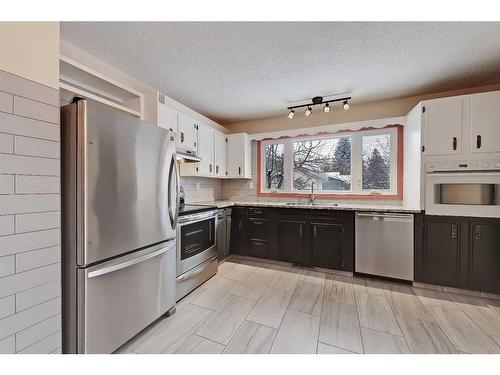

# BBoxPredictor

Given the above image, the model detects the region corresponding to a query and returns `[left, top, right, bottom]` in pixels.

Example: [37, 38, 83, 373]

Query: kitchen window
[257, 125, 402, 198]
[293, 136, 352, 191]
[362, 133, 391, 190]
[264, 143, 285, 190]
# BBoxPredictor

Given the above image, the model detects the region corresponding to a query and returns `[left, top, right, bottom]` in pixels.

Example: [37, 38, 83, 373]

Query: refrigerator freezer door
[77, 240, 176, 354]
[73, 99, 177, 265]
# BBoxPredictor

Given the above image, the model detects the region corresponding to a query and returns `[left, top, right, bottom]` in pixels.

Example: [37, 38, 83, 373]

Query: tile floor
[116, 256, 500, 354]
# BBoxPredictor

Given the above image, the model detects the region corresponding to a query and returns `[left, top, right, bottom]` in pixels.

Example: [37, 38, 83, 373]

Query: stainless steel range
[176, 205, 218, 301]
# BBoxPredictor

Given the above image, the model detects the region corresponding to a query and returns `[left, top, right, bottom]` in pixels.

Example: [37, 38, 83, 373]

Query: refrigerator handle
[168, 152, 180, 229]
[87, 242, 174, 279]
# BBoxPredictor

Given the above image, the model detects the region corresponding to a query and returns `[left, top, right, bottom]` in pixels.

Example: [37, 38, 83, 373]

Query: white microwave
[426, 171, 500, 218]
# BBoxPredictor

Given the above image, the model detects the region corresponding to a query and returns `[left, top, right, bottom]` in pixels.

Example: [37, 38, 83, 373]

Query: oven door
[426, 172, 500, 218]
[176, 213, 217, 276]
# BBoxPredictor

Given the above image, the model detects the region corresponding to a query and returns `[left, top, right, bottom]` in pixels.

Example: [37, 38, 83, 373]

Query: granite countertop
[193, 200, 421, 213]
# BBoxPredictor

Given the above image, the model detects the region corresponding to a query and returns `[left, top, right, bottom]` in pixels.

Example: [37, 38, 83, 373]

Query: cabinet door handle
[238, 220, 242, 231]
[238, 166, 241, 175]
[252, 220, 263, 225]
[253, 241, 263, 246]
[452, 137, 457, 151]
[180, 132, 185, 143]
[216, 165, 219, 174]
[299, 224, 303, 236]
[474, 225, 481, 240]
[313, 225, 317, 237]
[476, 135, 481, 149]
[194, 142, 197, 147]
[451, 224, 457, 239]
[209, 164, 213, 173]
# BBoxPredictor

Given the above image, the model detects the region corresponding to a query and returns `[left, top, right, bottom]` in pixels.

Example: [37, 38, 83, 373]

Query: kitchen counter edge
[193, 201, 421, 213]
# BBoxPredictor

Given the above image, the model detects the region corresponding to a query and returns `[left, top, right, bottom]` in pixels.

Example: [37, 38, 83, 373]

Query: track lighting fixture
[343, 100, 350, 110]
[286, 96, 351, 119]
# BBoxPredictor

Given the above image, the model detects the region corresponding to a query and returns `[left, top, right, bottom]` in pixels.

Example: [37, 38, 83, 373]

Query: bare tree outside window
[265, 143, 284, 189]
[292, 136, 351, 191]
[362, 134, 391, 190]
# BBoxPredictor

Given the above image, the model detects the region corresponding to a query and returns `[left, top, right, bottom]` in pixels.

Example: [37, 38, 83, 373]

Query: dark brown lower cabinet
[247, 238, 268, 258]
[229, 207, 354, 272]
[311, 222, 343, 270]
[468, 219, 500, 294]
[422, 216, 464, 288]
[277, 218, 308, 266]
[415, 214, 500, 294]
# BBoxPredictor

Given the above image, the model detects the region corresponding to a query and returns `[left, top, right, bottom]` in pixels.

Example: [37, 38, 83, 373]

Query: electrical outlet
[249, 181, 254, 189]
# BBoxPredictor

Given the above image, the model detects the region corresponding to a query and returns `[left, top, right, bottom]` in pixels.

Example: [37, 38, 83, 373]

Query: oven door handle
[177, 256, 217, 282]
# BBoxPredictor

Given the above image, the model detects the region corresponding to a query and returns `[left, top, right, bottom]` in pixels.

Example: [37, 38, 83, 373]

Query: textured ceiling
[60, 22, 500, 124]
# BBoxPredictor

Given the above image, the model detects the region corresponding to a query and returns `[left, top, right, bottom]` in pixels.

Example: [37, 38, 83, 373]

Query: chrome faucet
[309, 181, 315, 205]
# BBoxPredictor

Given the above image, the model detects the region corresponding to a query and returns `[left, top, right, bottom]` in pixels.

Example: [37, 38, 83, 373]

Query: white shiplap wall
[0, 69, 61, 354]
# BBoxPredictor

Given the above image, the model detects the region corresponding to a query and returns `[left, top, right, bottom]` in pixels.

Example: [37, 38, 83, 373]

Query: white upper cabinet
[158, 96, 251, 180]
[197, 122, 215, 177]
[423, 96, 463, 156]
[470, 91, 500, 154]
[214, 130, 227, 178]
[177, 112, 198, 152]
[226, 133, 252, 179]
[422, 90, 500, 159]
[157, 102, 178, 131]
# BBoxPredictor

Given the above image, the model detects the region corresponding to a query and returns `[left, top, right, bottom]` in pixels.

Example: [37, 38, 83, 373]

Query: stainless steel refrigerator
[61, 98, 179, 354]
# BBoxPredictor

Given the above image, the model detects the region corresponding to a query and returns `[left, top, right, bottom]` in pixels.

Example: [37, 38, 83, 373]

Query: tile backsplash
[180, 176, 222, 203]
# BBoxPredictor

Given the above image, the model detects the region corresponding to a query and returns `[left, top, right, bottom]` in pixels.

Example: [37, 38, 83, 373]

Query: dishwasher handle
[356, 212, 413, 220]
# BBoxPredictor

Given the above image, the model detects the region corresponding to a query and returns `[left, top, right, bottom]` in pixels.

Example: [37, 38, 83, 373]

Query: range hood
[175, 148, 201, 163]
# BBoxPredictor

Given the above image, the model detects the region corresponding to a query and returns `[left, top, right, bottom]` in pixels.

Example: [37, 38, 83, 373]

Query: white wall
[0, 22, 61, 354]
[0, 22, 59, 89]
[0, 70, 61, 354]
[404, 103, 424, 210]
[60, 39, 159, 125]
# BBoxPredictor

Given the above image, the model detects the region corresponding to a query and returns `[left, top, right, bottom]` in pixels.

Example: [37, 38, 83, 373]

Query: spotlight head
[343, 100, 350, 110]
[323, 102, 331, 113]
[288, 109, 295, 119]
[304, 106, 312, 117]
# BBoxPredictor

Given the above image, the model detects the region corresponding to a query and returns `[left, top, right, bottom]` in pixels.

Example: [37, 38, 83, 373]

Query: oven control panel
[426, 159, 500, 172]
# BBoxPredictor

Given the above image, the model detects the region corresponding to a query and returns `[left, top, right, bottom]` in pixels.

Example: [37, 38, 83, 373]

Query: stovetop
[178, 204, 218, 217]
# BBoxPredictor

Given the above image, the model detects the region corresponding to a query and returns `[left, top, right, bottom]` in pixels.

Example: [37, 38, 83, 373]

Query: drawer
[248, 207, 269, 219]
[247, 239, 268, 258]
[78, 241, 176, 353]
[247, 218, 269, 239]
[232, 207, 247, 217]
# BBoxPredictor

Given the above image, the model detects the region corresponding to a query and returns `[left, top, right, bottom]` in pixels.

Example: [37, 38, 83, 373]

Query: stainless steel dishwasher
[355, 212, 414, 281]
